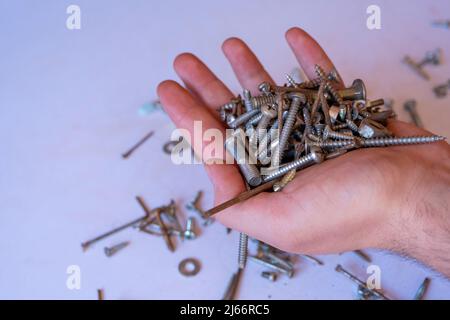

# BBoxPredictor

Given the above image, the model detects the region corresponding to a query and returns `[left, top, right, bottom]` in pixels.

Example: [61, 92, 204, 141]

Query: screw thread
[345, 119, 359, 132]
[251, 95, 276, 108]
[243, 89, 254, 112]
[314, 65, 343, 104]
[278, 97, 302, 159]
[362, 135, 445, 147]
[263, 151, 323, 182]
[238, 233, 248, 269]
[228, 109, 260, 129]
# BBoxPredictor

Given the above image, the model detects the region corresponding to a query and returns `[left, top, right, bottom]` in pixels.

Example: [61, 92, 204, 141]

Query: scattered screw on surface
[81, 214, 146, 251]
[121, 130, 154, 159]
[403, 100, 423, 128]
[353, 249, 372, 263]
[104, 241, 130, 257]
[238, 233, 249, 270]
[97, 289, 104, 300]
[335, 264, 390, 300]
[261, 271, 278, 282]
[186, 190, 213, 226]
[402, 49, 442, 80]
[414, 277, 431, 300]
[183, 217, 197, 240]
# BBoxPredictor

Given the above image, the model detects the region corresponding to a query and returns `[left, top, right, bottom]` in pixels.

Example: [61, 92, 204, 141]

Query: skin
[157, 27, 450, 277]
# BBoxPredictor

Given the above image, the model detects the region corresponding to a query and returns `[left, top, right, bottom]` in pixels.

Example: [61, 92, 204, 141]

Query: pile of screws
[214, 64, 444, 205]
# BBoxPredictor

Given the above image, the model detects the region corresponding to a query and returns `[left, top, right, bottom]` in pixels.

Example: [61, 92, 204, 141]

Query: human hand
[157, 27, 450, 276]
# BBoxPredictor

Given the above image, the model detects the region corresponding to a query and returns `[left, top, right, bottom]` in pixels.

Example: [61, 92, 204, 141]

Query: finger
[222, 37, 274, 93]
[173, 53, 234, 118]
[285, 27, 343, 85]
[157, 80, 245, 201]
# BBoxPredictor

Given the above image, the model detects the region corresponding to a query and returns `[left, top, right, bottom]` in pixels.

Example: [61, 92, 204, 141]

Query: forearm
[393, 152, 450, 278]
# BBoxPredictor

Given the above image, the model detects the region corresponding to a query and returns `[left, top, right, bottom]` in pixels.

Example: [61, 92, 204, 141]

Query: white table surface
[1, 0, 449, 299]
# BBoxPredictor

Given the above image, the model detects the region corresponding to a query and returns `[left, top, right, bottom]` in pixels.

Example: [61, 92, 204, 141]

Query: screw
[362, 135, 445, 147]
[225, 128, 262, 187]
[262, 148, 324, 183]
[227, 109, 260, 129]
[433, 79, 450, 98]
[243, 89, 255, 112]
[248, 255, 294, 278]
[275, 93, 306, 164]
[184, 217, 197, 240]
[261, 271, 278, 282]
[104, 241, 130, 257]
[403, 100, 423, 127]
[250, 104, 277, 149]
[353, 249, 372, 263]
[335, 264, 389, 300]
[403, 55, 431, 80]
[97, 289, 104, 300]
[273, 169, 296, 192]
[121, 130, 154, 159]
[414, 277, 430, 300]
[314, 64, 343, 105]
[323, 125, 354, 140]
[238, 232, 248, 269]
[338, 79, 367, 101]
[251, 95, 276, 109]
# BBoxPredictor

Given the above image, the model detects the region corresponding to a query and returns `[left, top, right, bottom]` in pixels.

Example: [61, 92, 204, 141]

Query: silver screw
[314, 64, 343, 105]
[362, 135, 444, 147]
[225, 128, 262, 187]
[275, 93, 305, 163]
[323, 125, 354, 140]
[403, 100, 423, 127]
[243, 89, 255, 112]
[227, 109, 260, 129]
[238, 232, 248, 269]
[104, 241, 130, 257]
[184, 217, 197, 240]
[262, 148, 324, 183]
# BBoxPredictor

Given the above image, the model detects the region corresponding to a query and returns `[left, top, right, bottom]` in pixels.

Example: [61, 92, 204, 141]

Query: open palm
[157, 27, 449, 267]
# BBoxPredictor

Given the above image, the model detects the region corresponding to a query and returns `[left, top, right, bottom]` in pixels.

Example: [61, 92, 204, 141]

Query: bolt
[403, 100, 423, 127]
[261, 271, 278, 282]
[338, 79, 367, 101]
[262, 148, 324, 183]
[104, 241, 130, 257]
[184, 217, 197, 240]
[225, 128, 262, 186]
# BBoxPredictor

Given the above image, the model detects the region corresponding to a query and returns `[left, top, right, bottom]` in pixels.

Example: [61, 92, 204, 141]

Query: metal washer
[178, 258, 201, 277]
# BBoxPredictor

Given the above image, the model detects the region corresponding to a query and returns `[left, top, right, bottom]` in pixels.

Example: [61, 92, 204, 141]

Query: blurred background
[1, 0, 449, 299]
